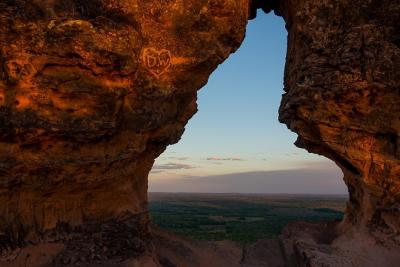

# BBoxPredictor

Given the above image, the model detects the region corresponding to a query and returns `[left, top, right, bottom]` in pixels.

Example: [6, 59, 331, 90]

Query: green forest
[149, 194, 345, 244]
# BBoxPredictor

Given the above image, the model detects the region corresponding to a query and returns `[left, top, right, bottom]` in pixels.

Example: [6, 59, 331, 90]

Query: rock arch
[0, 0, 398, 266]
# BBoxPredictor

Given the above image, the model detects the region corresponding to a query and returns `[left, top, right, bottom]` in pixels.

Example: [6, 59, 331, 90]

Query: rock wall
[274, 0, 400, 265]
[277, 0, 399, 237]
[0, 0, 248, 263]
[0, 0, 399, 266]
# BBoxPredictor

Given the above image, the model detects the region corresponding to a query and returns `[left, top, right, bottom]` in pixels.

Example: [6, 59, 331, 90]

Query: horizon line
[148, 192, 348, 197]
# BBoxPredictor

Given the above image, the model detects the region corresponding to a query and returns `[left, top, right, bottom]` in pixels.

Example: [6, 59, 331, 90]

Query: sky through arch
[149, 13, 346, 195]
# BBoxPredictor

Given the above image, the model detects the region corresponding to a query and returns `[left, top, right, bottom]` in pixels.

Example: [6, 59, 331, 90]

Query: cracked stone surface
[276, 0, 400, 265]
[0, 0, 248, 265]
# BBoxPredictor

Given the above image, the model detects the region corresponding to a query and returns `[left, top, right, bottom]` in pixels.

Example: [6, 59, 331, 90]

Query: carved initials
[142, 48, 171, 77]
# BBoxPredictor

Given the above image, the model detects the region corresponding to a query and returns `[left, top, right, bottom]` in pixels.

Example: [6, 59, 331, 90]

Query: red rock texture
[0, 0, 399, 266]
[275, 0, 400, 265]
[277, 0, 400, 239]
[0, 0, 248, 264]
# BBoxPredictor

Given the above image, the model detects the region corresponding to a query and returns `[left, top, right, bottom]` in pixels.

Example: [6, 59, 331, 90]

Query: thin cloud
[206, 157, 244, 161]
[168, 157, 189, 161]
[152, 162, 195, 171]
[150, 170, 164, 174]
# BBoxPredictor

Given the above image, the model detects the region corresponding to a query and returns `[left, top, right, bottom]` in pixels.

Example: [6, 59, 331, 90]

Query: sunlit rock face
[276, 0, 400, 265]
[0, 0, 248, 264]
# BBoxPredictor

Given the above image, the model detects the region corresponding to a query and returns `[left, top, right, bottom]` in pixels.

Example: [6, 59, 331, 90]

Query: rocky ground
[2, 222, 399, 267]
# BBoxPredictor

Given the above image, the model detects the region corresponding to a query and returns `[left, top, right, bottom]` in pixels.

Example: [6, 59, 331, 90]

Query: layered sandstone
[0, 0, 399, 266]
[275, 0, 400, 265]
[0, 0, 248, 265]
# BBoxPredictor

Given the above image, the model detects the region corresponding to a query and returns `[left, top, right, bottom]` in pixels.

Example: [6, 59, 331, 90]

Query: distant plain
[149, 193, 347, 244]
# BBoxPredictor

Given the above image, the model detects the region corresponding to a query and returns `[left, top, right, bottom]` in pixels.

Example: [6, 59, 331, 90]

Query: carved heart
[143, 48, 171, 77]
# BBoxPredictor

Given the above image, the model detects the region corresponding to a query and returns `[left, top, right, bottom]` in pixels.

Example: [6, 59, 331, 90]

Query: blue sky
[149, 13, 346, 194]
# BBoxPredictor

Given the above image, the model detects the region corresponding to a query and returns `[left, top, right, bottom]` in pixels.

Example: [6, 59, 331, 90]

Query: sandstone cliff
[276, 0, 400, 265]
[0, 0, 399, 266]
[0, 0, 248, 265]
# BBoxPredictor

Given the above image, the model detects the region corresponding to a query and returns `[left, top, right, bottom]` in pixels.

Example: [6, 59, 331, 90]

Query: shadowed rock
[277, 0, 400, 265]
